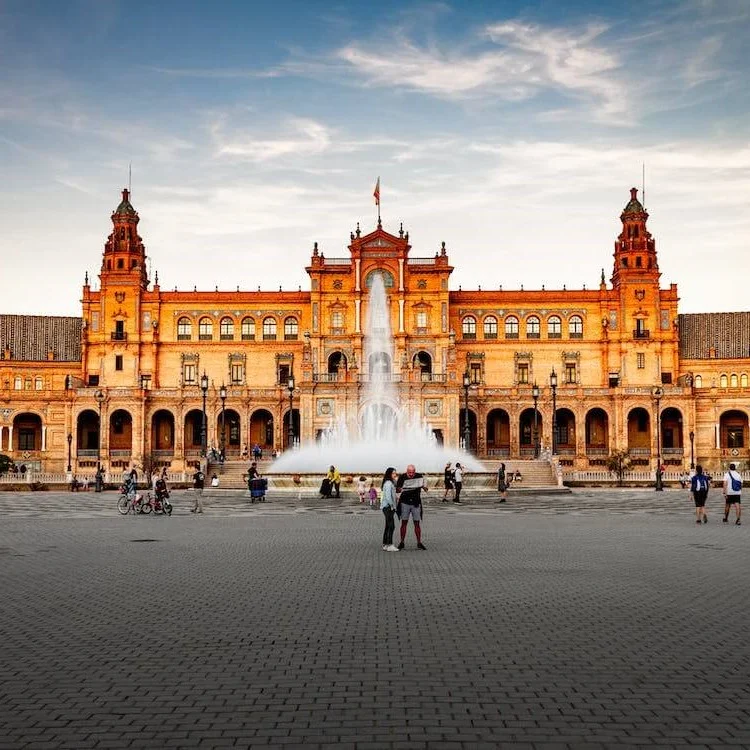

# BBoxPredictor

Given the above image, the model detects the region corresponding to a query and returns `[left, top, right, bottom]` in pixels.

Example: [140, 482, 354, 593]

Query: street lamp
[287, 375, 295, 449]
[689, 430, 695, 470]
[549, 369, 558, 456]
[532, 383, 540, 458]
[219, 383, 227, 457]
[462, 371, 471, 452]
[653, 386, 664, 491]
[94, 389, 105, 492]
[66, 432, 72, 473]
[200, 372, 209, 457]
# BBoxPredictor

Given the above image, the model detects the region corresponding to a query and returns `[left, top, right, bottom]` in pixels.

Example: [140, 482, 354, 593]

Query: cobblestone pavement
[1, 489, 748, 749]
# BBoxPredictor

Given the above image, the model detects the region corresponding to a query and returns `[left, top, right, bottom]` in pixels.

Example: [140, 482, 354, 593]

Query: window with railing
[263, 317, 277, 341]
[569, 315, 583, 338]
[547, 316, 562, 338]
[220, 317, 234, 340]
[517, 363, 529, 384]
[330, 310, 345, 334]
[198, 318, 213, 341]
[634, 319, 649, 338]
[526, 316, 540, 339]
[416, 311, 428, 333]
[483, 316, 497, 339]
[565, 363, 576, 384]
[183, 364, 197, 385]
[177, 317, 192, 340]
[505, 316, 519, 338]
[241, 317, 255, 341]
[462, 316, 476, 339]
[284, 317, 299, 341]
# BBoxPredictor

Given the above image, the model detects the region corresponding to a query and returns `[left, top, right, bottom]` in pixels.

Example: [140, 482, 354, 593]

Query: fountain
[270, 273, 485, 474]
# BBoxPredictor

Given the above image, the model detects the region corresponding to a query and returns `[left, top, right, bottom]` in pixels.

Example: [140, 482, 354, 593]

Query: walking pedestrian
[690, 464, 710, 524]
[453, 462, 464, 504]
[442, 462, 453, 502]
[368, 481, 378, 508]
[497, 462, 507, 502]
[357, 475, 368, 503]
[396, 463, 428, 550]
[380, 467, 399, 551]
[191, 462, 204, 513]
[722, 462, 742, 525]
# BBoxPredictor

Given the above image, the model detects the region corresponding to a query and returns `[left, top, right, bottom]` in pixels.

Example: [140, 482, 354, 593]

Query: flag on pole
[373, 177, 380, 206]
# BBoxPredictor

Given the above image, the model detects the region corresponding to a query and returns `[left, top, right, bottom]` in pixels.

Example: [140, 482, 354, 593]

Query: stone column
[41, 425, 47, 452]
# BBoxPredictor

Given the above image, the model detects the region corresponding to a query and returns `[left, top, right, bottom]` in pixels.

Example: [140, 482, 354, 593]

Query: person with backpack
[690, 464, 710, 524]
[722, 462, 743, 525]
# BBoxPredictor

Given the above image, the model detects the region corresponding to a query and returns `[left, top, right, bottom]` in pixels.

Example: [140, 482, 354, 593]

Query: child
[368, 482, 378, 507]
[357, 475, 367, 503]
[211, 473, 219, 488]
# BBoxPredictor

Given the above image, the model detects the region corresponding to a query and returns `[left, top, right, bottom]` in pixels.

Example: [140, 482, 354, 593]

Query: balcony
[585, 444, 609, 456]
[313, 373, 340, 382]
[111, 332, 128, 341]
[486, 447, 510, 457]
[420, 373, 447, 383]
[633, 329, 650, 339]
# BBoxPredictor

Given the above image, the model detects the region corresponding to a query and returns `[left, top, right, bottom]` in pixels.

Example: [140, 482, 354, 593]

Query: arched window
[34, 377, 43, 390]
[720, 374, 728, 388]
[177, 317, 192, 340]
[526, 316, 540, 338]
[25, 377, 32, 390]
[730, 373, 739, 387]
[219, 317, 234, 340]
[569, 315, 583, 338]
[483, 316, 498, 339]
[284, 317, 299, 341]
[241, 317, 255, 341]
[548, 316, 562, 338]
[14, 376, 22, 390]
[741, 374, 748, 388]
[694, 375, 702, 388]
[365, 270, 395, 288]
[263, 317, 277, 340]
[198, 317, 213, 340]
[505, 316, 519, 338]
[462, 316, 476, 339]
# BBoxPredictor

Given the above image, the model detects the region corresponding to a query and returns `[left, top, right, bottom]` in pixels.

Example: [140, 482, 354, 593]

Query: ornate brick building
[1, 187, 748, 475]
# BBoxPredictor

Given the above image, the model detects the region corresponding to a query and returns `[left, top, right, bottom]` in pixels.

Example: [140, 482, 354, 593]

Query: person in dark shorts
[442, 462, 453, 502]
[690, 464, 710, 524]
[396, 464, 428, 550]
[497, 462, 507, 503]
[723, 462, 742, 525]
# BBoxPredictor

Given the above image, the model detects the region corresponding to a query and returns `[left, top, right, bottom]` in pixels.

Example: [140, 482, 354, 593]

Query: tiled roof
[679, 313, 750, 359]
[0, 315, 82, 362]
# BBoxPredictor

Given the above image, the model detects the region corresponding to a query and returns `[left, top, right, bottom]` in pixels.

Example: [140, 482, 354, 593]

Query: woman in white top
[453, 463, 464, 504]
[380, 467, 399, 551]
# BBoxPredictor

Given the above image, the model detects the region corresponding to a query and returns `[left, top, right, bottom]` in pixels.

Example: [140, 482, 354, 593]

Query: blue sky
[2, 0, 749, 314]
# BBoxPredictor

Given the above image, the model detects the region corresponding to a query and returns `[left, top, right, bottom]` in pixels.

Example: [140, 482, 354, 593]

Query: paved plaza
[1, 489, 748, 749]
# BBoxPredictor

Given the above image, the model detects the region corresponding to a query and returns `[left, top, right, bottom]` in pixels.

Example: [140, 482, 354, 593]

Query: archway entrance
[627, 408, 651, 465]
[109, 410, 133, 467]
[486, 409, 511, 457]
[585, 408, 609, 462]
[249, 410, 274, 450]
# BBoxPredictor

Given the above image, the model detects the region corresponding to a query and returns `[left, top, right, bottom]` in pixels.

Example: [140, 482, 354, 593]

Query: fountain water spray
[271, 272, 484, 473]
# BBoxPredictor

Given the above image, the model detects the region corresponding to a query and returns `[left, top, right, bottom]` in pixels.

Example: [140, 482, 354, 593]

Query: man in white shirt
[722, 462, 742, 525]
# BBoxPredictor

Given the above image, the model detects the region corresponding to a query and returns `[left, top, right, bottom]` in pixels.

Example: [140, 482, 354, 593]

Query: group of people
[380, 464, 429, 551]
[689, 462, 743, 525]
[441, 462, 465, 503]
[356, 476, 379, 506]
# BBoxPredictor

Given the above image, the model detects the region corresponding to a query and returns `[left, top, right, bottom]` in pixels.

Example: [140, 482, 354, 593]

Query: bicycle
[117, 487, 147, 515]
[140, 491, 172, 515]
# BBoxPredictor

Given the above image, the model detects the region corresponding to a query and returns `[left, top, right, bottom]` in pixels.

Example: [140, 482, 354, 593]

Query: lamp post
[94, 389, 105, 492]
[66, 432, 72, 473]
[653, 386, 664, 491]
[462, 371, 471, 452]
[532, 382, 540, 458]
[200, 372, 209, 457]
[689, 430, 695, 470]
[549, 369, 558, 456]
[287, 375, 295, 449]
[219, 383, 227, 457]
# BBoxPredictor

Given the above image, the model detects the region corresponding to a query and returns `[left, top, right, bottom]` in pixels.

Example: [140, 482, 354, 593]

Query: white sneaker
[387, 545, 400, 552]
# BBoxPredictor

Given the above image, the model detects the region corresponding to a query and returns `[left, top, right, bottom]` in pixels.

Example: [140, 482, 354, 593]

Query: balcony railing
[486, 447, 510, 457]
[111, 332, 128, 341]
[420, 373, 447, 382]
[585, 445, 609, 456]
[313, 373, 340, 382]
[360, 374, 401, 383]
[628, 447, 651, 456]
[152, 449, 175, 458]
[663, 448, 684, 456]
[109, 449, 132, 458]
[77, 449, 98, 458]
[633, 329, 650, 339]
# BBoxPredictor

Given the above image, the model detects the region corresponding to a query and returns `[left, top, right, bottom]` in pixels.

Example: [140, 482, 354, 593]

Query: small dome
[622, 187, 645, 215]
[114, 188, 137, 217]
